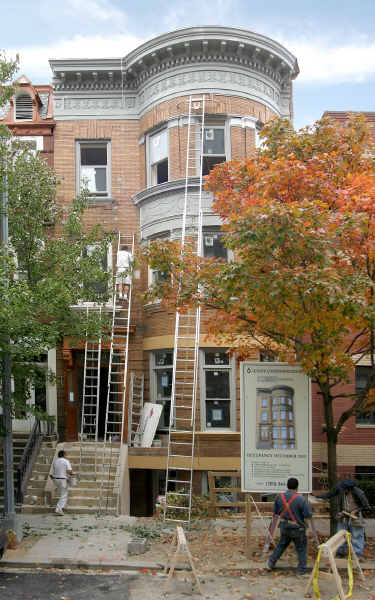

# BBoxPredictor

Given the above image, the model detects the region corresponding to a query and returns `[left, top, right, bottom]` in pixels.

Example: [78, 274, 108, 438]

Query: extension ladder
[79, 305, 102, 477]
[163, 96, 206, 525]
[128, 373, 145, 447]
[98, 232, 135, 515]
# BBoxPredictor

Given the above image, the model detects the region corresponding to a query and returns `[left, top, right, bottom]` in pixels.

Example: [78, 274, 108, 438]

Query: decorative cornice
[50, 26, 298, 93]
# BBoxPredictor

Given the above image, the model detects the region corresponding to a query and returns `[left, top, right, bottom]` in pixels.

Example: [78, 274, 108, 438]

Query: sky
[2, 0, 375, 129]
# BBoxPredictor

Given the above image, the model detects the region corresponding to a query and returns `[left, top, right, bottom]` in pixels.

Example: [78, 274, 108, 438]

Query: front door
[77, 365, 108, 440]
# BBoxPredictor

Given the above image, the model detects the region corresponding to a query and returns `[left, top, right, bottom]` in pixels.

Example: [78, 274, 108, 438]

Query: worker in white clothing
[51, 449, 75, 515]
[116, 244, 132, 301]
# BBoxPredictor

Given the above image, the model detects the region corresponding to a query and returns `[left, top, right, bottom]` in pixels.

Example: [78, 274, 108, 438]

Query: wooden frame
[304, 529, 365, 600]
[164, 526, 202, 596]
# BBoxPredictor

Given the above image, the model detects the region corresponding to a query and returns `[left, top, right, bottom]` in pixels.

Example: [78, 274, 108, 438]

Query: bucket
[69, 476, 77, 486]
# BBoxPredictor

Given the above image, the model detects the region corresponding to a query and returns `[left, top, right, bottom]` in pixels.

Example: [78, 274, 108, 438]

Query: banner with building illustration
[240, 363, 312, 493]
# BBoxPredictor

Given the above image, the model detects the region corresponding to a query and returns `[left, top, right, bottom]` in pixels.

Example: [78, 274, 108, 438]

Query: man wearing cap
[315, 479, 370, 558]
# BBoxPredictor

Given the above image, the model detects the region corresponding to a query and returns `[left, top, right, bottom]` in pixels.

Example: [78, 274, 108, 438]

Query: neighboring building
[312, 110, 375, 483]
[0, 75, 56, 435]
[1, 75, 54, 167]
[48, 26, 299, 513]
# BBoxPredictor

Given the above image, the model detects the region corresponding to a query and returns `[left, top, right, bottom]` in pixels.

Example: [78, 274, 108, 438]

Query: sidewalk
[2, 514, 375, 573]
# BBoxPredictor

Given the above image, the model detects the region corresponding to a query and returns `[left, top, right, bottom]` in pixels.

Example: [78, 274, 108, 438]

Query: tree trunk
[322, 388, 338, 537]
[326, 428, 338, 536]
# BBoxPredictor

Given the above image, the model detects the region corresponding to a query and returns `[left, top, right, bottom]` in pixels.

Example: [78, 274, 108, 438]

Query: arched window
[15, 93, 33, 121]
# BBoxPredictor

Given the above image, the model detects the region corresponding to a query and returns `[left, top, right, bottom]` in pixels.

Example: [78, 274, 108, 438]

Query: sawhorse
[164, 526, 202, 596]
[304, 529, 365, 600]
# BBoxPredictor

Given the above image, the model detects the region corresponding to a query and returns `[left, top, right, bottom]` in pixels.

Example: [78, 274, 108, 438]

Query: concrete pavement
[1, 514, 375, 573]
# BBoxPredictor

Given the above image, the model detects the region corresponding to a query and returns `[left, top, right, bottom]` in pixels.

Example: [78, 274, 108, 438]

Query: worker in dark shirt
[267, 477, 313, 575]
[314, 479, 370, 558]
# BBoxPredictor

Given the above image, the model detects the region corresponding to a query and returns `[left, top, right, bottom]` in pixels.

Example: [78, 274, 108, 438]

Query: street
[0, 571, 134, 600]
[0, 568, 374, 600]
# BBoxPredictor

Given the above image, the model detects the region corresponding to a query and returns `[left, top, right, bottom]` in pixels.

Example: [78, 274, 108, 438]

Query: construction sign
[240, 362, 312, 493]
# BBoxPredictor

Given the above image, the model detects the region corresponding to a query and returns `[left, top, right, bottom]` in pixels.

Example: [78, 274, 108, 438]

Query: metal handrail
[15, 420, 43, 503]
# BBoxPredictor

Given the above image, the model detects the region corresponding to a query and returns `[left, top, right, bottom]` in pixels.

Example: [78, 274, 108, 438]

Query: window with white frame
[15, 136, 43, 154]
[77, 141, 110, 197]
[150, 350, 173, 429]
[15, 93, 33, 121]
[149, 129, 168, 186]
[202, 125, 226, 176]
[200, 349, 235, 430]
[203, 230, 228, 260]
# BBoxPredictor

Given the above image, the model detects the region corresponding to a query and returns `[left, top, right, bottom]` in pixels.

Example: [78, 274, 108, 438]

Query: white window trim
[150, 349, 173, 430]
[11, 362, 47, 432]
[146, 127, 169, 187]
[75, 140, 112, 199]
[18, 136, 44, 152]
[200, 121, 231, 175]
[199, 348, 236, 432]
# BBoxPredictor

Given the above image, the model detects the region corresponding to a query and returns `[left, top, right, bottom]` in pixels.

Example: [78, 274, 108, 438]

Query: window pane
[150, 130, 168, 164]
[203, 128, 225, 155]
[156, 370, 172, 399]
[203, 233, 227, 259]
[205, 370, 229, 398]
[155, 351, 173, 366]
[204, 351, 229, 365]
[202, 155, 226, 176]
[81, 166, 107, 193]
[206, 400, 230, 427]
[81, 146, 107, 165]
[156, 159, 168, 184]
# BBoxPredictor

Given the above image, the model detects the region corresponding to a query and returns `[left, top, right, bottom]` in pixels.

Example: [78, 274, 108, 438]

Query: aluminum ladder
[79, 305, 102, 477]
[98, 232, 135, 515]
[163, 96, 206, 525]
[128, 373, 145, 447]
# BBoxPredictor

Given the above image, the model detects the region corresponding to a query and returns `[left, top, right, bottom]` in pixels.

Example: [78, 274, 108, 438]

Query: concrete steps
[21, 441, 120, 515]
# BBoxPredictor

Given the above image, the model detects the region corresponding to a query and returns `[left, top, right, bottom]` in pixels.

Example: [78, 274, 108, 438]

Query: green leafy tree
[1, 117, 112, 425]
[144, 115, 375, 533]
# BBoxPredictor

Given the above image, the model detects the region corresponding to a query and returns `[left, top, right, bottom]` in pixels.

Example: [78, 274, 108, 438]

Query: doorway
[77, 365, 109, 440]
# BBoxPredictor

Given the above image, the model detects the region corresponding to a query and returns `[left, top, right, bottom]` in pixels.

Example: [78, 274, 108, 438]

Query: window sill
[87, 196, 115, 205]
[355, 424, 375, 428]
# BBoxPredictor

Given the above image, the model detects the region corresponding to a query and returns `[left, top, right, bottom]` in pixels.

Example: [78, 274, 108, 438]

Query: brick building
[4, 28, 374, 515]
[47, 26, 300, 513]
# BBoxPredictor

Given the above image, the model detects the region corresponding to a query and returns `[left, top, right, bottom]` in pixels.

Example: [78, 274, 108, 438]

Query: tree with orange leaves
[144, 115, 375, 534]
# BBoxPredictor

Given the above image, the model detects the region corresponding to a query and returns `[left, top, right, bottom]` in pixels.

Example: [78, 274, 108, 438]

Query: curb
[2, 560, 374, 572]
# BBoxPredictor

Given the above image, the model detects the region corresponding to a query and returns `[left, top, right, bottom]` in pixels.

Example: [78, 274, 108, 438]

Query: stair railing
[15, 420, 42, 503]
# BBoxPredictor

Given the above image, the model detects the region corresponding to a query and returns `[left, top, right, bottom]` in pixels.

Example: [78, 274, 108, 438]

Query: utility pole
[1, 137, 16, 527]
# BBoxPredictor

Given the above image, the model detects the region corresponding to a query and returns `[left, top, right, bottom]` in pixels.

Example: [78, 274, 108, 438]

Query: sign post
[240, 362, 311, 494]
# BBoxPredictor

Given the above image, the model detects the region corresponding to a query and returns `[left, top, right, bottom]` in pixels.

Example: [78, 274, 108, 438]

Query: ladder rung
[164, 518, 190, 524]
[170, 441, 192, 446]
[169, 454, 192, 458]
[167, 479, 190, 484]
